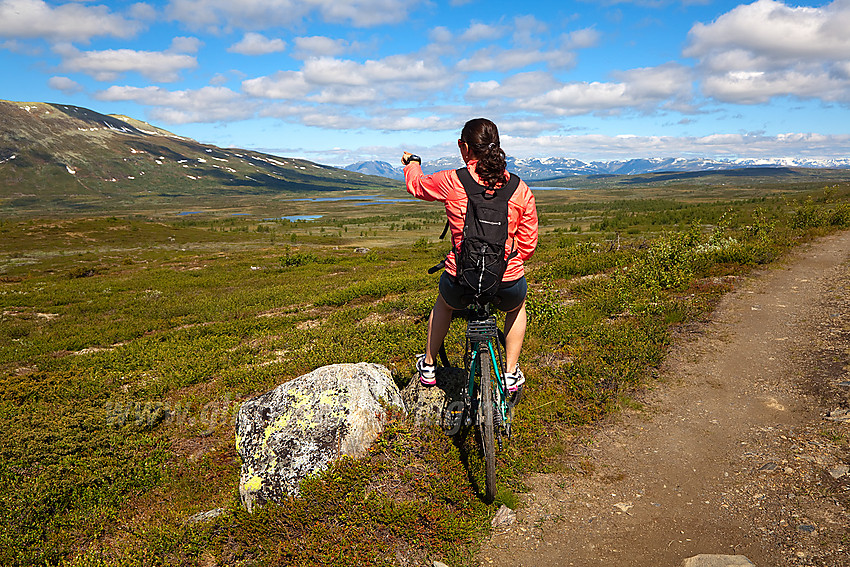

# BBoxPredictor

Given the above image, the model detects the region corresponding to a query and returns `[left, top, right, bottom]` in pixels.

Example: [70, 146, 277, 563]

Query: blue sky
[2, 0, 850, 165]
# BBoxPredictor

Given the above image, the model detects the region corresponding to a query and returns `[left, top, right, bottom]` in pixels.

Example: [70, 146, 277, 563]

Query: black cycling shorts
[438, 271, 527, 312]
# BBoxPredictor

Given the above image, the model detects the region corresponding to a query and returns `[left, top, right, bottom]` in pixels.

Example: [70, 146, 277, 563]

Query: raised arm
[402, 154, 453, 203]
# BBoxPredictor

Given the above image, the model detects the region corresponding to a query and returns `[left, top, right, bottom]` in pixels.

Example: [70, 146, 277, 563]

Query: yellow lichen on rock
[243, 474, 262, 493]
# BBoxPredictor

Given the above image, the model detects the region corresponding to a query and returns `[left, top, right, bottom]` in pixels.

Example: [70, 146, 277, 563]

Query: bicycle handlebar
[427, 260, 445, 274]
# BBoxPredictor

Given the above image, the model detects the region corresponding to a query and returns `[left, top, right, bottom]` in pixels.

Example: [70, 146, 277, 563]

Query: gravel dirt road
[479, 230, 850, 567]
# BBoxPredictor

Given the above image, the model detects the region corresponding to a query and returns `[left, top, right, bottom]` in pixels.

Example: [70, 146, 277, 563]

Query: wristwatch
[403, 154, 421, 165]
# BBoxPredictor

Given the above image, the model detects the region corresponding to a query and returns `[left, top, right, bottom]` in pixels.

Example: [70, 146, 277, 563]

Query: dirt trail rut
[480, 230, 850, 567]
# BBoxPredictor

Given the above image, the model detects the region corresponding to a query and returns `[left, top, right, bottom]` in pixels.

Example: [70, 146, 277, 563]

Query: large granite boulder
[236, 362, 404, 512]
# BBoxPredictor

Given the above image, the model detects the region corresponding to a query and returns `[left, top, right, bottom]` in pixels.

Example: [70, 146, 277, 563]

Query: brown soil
[479, 230, 850, 567]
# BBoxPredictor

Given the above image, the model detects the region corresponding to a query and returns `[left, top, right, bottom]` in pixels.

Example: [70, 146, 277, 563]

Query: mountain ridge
[0, 100, 399, 215]
[346, 155, 850, 182]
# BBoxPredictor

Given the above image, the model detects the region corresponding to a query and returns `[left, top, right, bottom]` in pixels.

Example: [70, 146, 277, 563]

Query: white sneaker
[416, 354, 436, 386]
[505, 366, 525, 393]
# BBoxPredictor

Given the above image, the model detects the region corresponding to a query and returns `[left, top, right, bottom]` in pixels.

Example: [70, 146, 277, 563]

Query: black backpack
[453, 167, 521, 301]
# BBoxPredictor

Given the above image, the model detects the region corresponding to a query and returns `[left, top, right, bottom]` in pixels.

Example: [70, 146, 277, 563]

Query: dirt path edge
[479, 230, 850, 567]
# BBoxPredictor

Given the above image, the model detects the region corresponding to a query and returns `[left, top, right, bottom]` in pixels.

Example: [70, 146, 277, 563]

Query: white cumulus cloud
[466, 72, 560, 100]
[308, 86, 380, 106]
[242, 52, 455, 112]
[613, 63, 694, 101]
[55, 43, 198, 82]
[129, 2, 157, 21]
[170, 36, 203, 54]
[243, 71, 313, 99]
[301, 55, 446, 86]
[95, 85, 254, 123]
[563, 27, 601, 49]
[521, 81, 630, 116]
[511, 14, 549, 47]
[455, 21, 596, 73]
[48, 76, 83, 94]
[293, 36, 348, 58]
[0, 0, 144, 42]
[458, 47, 577, 72]
[459, 22, 507, 43]
[686, 0, 850, 104]
[428, 26, 453, 44]
[686, 0, 850, 62]
[165, 0, 409, 32]
[516, 63, 693, 117]
[228, 32, 286, 55]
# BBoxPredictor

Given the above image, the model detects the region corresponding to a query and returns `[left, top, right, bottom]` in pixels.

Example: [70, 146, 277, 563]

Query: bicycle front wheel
[478, 346, 497, 503]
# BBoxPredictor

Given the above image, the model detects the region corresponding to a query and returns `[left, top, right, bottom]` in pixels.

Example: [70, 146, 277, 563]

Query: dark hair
[460, 118, 507, 189]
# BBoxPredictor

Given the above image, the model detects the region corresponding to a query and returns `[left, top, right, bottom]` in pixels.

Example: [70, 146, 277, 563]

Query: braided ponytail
[460, 118, 507, 189]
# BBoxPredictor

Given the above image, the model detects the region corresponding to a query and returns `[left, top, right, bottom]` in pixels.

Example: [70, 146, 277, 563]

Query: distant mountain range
[0, 100, 397, 215]
[345, 156, 850, 182]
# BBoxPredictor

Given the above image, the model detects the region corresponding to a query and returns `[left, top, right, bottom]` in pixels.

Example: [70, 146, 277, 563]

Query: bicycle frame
[464, 325, 511, 440]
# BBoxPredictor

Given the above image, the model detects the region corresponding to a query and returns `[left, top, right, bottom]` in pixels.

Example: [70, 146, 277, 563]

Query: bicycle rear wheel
[478, 345, 497, 502]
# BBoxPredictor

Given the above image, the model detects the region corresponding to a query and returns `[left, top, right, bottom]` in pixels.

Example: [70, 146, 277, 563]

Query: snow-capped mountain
[344, 160, 406, 180]
[345, 156, 850, 182]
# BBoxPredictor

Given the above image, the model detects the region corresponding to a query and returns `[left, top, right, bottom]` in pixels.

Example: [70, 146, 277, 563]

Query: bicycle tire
[478, 345, 497, 503]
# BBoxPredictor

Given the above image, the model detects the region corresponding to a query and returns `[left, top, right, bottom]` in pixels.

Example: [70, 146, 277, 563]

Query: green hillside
[0, 100, 401, 216]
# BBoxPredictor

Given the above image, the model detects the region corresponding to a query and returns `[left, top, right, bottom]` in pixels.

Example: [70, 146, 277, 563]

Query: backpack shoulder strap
[502, 173, 520, 199]
[456, 166, 476, 195]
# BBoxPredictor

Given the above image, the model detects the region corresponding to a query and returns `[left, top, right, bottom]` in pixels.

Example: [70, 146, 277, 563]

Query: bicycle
[438, 301, 520, 503]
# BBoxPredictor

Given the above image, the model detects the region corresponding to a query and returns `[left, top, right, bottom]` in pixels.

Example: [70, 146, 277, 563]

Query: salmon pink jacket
[404, 160, 538, 281]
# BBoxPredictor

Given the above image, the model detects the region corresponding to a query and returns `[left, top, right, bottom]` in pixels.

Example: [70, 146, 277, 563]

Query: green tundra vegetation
[2, 171, 850, 566]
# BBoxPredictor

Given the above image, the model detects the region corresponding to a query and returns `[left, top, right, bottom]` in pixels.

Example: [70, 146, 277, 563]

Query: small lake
[263, 215, 323, 222]
[288, 195, 417, 205]
[352, 198, 417, 206]
[175, 211, 323, 222]
[529, 186, 578, 191]
[288, 195, 378, 202]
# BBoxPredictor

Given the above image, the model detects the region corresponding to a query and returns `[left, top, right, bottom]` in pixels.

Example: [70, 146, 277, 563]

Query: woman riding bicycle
[402, 118, 538, 392]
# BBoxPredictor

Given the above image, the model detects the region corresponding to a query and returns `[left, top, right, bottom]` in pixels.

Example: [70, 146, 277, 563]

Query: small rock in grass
[185, 508, 225, 525]
[492, 505, 516, 528]
[828, 464, 849, 479]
